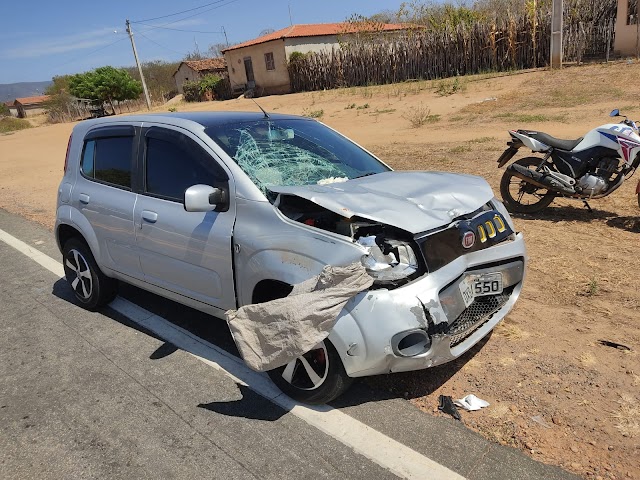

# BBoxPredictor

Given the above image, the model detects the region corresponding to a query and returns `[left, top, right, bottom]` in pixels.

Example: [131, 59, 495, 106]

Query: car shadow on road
[52, 276, 488, 417]
[333, 334, 490, 408]
[197, 384, 288, 421]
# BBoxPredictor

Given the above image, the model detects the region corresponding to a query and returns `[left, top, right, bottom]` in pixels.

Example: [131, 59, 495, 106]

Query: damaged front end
[274, 192, 423, 288]
[268, 181, 526, 378]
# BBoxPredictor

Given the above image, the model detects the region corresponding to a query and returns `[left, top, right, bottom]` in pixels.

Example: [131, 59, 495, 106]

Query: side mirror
[610, 109, 620, 117]
[184, 184, 229, 212]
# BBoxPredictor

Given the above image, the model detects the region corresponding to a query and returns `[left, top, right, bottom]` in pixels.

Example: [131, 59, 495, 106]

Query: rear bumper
[330, 232, 527, 378]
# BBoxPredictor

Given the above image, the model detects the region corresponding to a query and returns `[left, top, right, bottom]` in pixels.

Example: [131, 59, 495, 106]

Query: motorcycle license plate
[458, 273, 503, 308]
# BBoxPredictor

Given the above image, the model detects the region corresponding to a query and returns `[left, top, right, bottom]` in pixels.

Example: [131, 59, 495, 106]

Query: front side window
[81, 136, 133, 189]
[145, 132, 225, 202]
[264, 52, 275, 71]
[205, 119, 390, 194]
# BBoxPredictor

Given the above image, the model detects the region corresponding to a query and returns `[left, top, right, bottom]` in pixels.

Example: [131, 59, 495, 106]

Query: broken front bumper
[329, 232, 526, 378]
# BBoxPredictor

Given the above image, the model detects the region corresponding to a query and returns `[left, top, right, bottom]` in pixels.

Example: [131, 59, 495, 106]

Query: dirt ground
[1, 61, 639, 479]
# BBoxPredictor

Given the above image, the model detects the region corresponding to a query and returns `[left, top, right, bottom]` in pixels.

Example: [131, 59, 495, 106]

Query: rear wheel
[500, 157, 556, 213]
[62, 238, 117, 311]
[267, 340, 353, 405]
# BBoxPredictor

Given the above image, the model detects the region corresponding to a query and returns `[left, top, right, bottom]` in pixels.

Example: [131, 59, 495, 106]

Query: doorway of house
[243, 57, 255, 89]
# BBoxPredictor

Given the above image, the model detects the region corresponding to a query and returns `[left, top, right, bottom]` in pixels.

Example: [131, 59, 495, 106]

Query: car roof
[77, 111, 310, 130]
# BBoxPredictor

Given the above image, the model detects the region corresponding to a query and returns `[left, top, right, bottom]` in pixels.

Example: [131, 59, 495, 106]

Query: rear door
[72, 124, 143, 280]
[133, 124, 236, 311]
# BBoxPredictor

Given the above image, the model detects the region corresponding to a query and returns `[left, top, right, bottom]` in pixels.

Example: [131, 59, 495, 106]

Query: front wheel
[500, 157, 556, 213]
[267, 340, 353, 405]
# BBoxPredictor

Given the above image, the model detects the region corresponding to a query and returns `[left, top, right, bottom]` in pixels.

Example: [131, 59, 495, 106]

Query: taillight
[63, 134, 72, 173]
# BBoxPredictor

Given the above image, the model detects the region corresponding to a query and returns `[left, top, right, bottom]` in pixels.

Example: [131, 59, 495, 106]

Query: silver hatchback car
[56, 112, 526, 403]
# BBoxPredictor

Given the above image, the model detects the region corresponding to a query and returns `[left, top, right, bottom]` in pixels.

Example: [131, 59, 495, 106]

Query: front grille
[447, 287, 513, 347]
[417, 210, 514, 273]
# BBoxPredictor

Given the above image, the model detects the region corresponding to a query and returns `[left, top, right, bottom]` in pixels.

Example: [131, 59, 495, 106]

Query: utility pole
[222, 25, 229, 47]
[550, 0, 562, 69]
[126, 19, 151, 110]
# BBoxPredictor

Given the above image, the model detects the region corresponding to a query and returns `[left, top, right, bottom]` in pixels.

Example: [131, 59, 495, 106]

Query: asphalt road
[0, 208, 579, 480]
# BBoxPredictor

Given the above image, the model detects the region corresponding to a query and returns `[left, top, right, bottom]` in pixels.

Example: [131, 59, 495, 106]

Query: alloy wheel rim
[65, 249, 93, 300]
[280, 342, 329, 391]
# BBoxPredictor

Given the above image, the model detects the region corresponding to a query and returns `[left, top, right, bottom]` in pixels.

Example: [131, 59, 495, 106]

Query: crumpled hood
[270, 171, 495, 234]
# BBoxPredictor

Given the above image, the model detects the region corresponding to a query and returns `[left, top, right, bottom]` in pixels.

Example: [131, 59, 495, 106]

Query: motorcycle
[497, 109, 640, 213]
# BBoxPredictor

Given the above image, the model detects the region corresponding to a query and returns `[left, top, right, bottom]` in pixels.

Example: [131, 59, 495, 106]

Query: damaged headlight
[356, 235, 419, 283]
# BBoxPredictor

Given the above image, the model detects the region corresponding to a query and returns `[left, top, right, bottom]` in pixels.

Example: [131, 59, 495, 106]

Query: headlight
[357, 235, 418, 283]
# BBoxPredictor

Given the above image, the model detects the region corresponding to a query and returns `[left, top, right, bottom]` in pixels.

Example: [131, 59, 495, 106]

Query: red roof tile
[14, 95, 50, 105]
[223, 23, 410, 52]
[183, 58, 226, 71]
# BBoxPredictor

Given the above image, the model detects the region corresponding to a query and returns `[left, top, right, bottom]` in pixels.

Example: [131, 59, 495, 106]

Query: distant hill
[0, 81, 52, 103]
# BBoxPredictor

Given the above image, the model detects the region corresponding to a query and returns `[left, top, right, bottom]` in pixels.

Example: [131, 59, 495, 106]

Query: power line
[53, 36, 128, 71]
[137, 23, 224, 34]
[130, 0, 230, 24]
[136, 31, 185, 56]
[143, 0, 240, 29]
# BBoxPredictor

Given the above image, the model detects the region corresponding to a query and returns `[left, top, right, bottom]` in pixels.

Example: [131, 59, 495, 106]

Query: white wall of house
[284, 35, 340, 56]
[174, 63, 198, 94]
[615, 0, 639, 55]
[224, 39, 291, 94]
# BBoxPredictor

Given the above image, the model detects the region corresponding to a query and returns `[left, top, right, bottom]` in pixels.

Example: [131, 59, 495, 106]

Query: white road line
[0, 226, 465, 480]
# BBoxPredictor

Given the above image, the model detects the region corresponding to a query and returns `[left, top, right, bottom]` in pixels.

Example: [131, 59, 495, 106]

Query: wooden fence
[288, 15, 615, 92]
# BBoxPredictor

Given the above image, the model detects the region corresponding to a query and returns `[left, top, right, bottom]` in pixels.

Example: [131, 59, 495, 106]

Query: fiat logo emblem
[462, 231, 475, 249]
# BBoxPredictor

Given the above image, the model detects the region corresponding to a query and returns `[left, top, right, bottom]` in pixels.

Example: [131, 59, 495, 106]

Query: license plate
[458, 273, 503, 308]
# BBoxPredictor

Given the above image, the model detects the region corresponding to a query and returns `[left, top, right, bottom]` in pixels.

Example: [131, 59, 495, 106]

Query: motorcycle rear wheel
[500, 157, 556, 213]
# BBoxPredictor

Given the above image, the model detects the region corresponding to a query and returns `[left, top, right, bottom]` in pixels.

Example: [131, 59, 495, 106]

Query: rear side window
[145, 131, 226, 202]
[81, 136, 134, 189]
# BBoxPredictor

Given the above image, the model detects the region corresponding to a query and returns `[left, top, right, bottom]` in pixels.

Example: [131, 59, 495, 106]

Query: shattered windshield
[205, 119, 390, 193]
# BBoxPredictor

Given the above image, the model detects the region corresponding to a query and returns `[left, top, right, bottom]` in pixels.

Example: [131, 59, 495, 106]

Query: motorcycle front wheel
[500, 157, 556, 213]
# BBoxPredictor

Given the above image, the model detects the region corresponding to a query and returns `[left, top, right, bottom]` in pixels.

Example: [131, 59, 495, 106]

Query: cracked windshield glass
[206, 119, 390, 193]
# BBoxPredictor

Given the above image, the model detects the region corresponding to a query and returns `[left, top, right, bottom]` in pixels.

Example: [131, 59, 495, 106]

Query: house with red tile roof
[222, 23, 410, 95]
[173, 58, 227, 94]
[13, 95, 50, 118]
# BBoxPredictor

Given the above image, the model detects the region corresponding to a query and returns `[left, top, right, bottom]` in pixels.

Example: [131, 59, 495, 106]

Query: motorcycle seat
[517, 130, 583, 151]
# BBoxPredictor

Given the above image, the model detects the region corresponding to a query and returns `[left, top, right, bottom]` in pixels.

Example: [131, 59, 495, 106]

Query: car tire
[267, 339, 353, 405]
[62, 238, 117, 311]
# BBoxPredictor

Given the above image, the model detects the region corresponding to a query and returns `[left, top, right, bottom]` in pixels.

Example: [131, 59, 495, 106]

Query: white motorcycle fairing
[509, 130, 552, 152]
[574, 123, 640, 167]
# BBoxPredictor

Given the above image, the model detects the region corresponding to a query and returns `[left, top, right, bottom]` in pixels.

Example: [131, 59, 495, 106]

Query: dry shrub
[402, 104, 440, 128]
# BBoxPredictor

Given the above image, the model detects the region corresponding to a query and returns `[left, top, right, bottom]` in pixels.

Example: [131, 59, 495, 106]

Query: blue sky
[0, 0, 406, 84]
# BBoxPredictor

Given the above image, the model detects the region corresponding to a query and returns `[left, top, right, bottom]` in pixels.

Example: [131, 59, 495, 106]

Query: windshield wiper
[354, 172, 378, 179]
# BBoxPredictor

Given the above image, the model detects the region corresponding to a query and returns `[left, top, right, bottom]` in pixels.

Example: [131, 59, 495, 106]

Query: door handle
[78, 193, 90, 204]
[141, 210, 158, 224]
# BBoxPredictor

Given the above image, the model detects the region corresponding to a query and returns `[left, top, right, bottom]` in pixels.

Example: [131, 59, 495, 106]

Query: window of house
[81, 136, 133, 189]
[144, 130, 226, 202]
[264, 52, 275, 71]
[629, 0, 638, 25]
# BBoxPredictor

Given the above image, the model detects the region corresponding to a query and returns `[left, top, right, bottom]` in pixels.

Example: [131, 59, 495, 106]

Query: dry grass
[0, 117, 31, 134]
[612, 394, 640, 437]
[494, 321, 529, 339]
[578, 352, 597, 367]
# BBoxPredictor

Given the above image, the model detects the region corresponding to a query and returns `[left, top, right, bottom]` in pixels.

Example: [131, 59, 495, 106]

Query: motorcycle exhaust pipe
[507, 163, 576, 195]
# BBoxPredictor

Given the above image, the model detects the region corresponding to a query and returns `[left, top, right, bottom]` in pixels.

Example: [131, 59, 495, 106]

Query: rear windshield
[205, 119, 390, 193]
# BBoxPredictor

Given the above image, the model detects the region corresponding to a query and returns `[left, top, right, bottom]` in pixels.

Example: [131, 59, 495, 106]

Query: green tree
[45, 75, 72, 95]
[69, 66, 143, 114]
[0, 102, 10, 117]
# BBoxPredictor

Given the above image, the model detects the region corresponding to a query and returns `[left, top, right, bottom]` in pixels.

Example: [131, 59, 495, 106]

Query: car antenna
[251, 98, 270, 119]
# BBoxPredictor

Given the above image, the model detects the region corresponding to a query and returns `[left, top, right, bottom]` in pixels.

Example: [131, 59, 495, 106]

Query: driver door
[133, 124, 236, 311]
